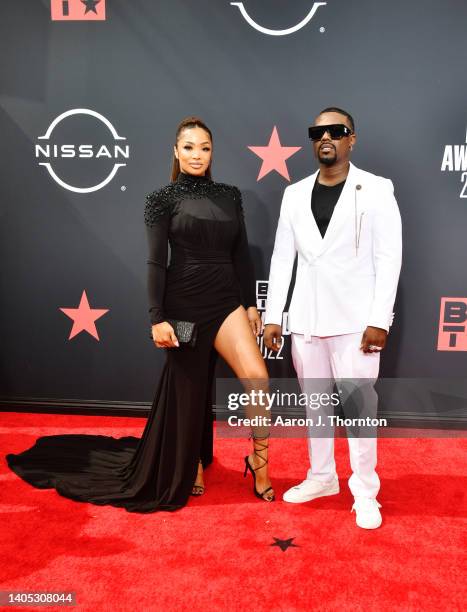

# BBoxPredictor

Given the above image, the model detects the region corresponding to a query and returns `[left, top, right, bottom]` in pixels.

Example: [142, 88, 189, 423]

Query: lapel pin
[355, 185, 363, 255]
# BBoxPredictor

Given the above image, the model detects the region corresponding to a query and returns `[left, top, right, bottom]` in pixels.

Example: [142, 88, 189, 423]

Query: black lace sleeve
[144, 189, 173, 325]
[230, 187, 257, 309]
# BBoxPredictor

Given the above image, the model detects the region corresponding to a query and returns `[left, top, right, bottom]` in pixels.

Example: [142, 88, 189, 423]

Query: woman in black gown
[6, 117, 275, 512]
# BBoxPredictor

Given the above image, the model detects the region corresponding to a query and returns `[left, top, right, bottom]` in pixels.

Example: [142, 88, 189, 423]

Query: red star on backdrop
[248, 126, 301, 181]
[59, 290, 109, 340]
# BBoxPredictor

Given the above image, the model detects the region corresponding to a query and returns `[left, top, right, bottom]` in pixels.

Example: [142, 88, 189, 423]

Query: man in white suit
[264, 107, 402, 529]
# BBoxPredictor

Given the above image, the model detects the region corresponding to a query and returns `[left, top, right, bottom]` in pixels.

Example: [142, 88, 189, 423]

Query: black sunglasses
[308, 124, 354, 141]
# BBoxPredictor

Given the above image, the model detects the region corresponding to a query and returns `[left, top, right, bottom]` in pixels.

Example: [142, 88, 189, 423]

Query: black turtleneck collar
[176, 171, 212, 184]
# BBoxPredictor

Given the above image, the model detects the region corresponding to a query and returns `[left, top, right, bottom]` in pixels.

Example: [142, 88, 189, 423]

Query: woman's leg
[192, 346, 218, 495]
[213, 305, 274, 500]
[192, 459, 205, 495]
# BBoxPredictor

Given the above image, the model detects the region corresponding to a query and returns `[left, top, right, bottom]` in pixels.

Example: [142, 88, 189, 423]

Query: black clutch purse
[149, 319, 198, 347]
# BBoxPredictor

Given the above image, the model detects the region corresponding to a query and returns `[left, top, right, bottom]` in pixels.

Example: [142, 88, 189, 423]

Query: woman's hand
[246, 306, 262, 337]
[151, 322, 179, 348]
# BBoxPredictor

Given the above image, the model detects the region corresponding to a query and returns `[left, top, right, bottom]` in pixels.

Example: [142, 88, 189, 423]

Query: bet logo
[437, 298, 467, 351]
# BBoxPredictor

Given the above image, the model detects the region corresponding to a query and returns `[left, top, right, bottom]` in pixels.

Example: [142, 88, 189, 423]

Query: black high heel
[243, 435, 275, 502]
[191, 459, 205, 496]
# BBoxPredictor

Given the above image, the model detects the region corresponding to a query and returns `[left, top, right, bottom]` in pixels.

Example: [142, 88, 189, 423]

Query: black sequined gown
[6, 172, 257, 513]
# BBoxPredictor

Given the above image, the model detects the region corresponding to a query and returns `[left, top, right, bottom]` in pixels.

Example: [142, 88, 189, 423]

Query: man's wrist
[367, 325, 388, 332]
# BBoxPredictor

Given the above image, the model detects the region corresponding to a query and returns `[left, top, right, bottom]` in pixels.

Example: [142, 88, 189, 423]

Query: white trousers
[291, 332, 380, 499]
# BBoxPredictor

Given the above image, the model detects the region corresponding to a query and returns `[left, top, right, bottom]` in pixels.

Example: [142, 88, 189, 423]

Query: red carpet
[1, 412, 466, 611]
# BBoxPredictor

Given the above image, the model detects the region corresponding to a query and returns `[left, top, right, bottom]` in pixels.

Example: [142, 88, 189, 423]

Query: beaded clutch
[149, 319, 198, 347]
[167, 319, 197, 347]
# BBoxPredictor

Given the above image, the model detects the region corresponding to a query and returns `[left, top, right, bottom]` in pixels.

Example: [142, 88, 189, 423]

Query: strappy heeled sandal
[243, 434, 275, 502]
[191, 459, 205, 496]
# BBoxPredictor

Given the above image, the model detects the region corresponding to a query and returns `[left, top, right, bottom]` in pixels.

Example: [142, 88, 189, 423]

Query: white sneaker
[351, 497, 382, 529]
[283, 476, 339, 503]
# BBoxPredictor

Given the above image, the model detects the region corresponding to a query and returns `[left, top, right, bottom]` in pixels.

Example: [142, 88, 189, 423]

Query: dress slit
[6, 172, 257, 513]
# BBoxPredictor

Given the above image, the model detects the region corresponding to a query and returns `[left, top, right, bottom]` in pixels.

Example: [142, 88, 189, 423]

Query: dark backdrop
[1, 0, 466, 414]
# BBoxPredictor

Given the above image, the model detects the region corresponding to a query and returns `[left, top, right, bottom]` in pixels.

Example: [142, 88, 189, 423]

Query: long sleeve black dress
[5, 171, 257, 513]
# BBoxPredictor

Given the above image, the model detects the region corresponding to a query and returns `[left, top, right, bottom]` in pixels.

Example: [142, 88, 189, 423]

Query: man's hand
[151, 322, 179, 348]
[263, 323, 283, 352]
[246, 306, 262, 337]
[360, 326, 387, 353]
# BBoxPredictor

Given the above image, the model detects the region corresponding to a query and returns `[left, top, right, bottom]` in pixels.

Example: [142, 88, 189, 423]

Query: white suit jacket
[264, 162, 402, 339]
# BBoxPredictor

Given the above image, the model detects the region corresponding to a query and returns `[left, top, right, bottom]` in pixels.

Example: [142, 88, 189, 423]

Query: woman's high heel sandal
[191, 459, 205, 496]
[243, 435, 275, 502]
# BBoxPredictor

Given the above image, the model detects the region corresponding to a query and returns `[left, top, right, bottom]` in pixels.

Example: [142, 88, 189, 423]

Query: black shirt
[311, 178, 346, 237]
